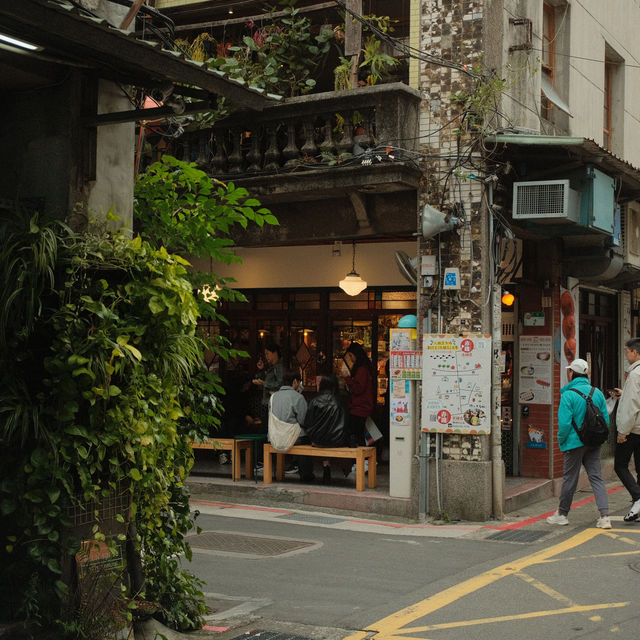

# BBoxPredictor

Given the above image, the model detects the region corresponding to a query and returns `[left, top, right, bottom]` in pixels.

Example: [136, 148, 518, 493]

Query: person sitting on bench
[303, 375, 348, 484]
[269, 369, 313, 482]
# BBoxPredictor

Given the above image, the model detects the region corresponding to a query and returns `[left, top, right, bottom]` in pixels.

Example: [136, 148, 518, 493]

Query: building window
[541, 2, 555, 120]
[604, 44, 624, 155]
[603, 61, 613, 151]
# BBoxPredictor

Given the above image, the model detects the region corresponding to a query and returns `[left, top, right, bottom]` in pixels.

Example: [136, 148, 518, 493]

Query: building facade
[85, 0, 640, 519]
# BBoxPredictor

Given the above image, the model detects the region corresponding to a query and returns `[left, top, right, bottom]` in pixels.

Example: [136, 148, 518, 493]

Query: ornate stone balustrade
[177, 83, 421, 179]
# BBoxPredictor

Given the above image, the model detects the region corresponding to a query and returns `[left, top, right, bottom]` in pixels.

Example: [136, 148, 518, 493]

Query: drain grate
[230, 633, 314, 640]
[485, 529, 551, 543]
[277, 512, 346, 525]
[186, 531, 316, 556]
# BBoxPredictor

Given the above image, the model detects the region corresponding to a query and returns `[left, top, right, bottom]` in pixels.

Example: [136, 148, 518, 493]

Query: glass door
[289, 322, 318, 391]
[331, 319, 373, 380]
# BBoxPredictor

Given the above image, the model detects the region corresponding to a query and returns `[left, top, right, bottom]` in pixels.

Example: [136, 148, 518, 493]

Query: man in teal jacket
[547, 358, 612, 529]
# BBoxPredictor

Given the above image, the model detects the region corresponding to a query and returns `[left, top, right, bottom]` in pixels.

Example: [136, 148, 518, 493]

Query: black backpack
[569, 387, 609, 446]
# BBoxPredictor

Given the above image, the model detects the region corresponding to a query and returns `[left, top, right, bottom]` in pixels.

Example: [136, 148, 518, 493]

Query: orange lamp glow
[501, 291, 515, 306]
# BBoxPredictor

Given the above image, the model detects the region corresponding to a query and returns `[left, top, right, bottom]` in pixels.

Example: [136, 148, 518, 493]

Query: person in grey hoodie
[613, 337, 640, 522]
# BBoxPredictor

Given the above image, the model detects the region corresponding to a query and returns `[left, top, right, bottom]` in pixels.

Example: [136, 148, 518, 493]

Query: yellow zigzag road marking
[342, 528, 625, 640]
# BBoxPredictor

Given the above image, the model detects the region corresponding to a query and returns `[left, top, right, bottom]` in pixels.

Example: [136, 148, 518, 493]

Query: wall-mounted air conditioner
[623, 201, 640, 268]
[512, 180, 580, 223]
[512, 167, 615, 233]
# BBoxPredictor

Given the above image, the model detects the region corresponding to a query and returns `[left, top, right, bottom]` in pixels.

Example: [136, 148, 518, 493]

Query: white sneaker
[624, 498, 640, 522]
[596, 516, 612, 529]
[546, 512, 569, 526]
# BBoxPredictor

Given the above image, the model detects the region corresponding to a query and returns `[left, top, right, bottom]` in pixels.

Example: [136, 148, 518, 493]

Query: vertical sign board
[518, 335, 553, 404]
[421, 334, 492, 434]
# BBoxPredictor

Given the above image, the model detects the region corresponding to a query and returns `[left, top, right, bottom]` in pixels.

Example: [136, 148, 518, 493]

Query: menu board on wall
[518, 335, 553, 405]
[421, 334, 492, 434]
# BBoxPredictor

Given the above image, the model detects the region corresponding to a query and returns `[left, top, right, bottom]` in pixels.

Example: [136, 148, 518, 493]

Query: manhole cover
[229, 633, 315, 640]
[277, 513, 346, 525]
[486, 529, 551, 543]
[186, 531, 317, 557]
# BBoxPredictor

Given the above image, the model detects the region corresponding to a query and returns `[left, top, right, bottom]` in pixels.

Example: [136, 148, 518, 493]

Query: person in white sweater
[613, 337, 640, 522]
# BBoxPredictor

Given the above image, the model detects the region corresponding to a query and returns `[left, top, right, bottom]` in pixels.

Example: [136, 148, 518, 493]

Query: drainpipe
[488, 183, 504, 519]
[491, 283, 505, 519]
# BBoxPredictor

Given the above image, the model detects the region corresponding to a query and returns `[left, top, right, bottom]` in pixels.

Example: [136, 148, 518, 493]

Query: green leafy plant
[360, 35, 398, 86]
[0, 160, 277, 635]
[334, 56, 354, 90]
[450, 69, 507, 134]
[210, 2, 333, 96]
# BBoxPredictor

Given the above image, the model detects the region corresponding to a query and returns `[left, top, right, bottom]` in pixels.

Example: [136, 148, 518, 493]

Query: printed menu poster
[390, 378, 411, 426]
[421, 334, 492, 434]
[518, 335, 553, 405]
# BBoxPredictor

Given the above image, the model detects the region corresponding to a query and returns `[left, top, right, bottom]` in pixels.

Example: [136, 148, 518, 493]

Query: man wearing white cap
[547, 358, 611, 529]
[612, 338, 640, 522]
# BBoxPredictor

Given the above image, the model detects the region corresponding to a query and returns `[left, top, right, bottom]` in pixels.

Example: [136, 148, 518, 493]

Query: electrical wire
[333, 0, 482, 79]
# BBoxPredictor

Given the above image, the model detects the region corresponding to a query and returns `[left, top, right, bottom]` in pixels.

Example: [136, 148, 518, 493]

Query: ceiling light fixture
[339, 241, 367, 296]
[0, 32, 40, 51]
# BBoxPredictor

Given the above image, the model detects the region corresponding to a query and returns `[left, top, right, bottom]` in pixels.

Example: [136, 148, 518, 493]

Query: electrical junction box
[443, 267, 461, 289]
[421, 255, 437, 275]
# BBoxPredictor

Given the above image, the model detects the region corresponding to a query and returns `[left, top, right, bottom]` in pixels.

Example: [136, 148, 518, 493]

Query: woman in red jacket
[341, 341, 375, 447]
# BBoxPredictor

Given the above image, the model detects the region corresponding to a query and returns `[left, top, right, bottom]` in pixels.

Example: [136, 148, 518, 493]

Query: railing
[175, 83, 421, 177]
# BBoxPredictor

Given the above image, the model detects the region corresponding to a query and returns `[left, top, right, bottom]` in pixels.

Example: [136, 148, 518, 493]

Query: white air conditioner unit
[623, 201, 640, 268]
[512, 180, 580, 223]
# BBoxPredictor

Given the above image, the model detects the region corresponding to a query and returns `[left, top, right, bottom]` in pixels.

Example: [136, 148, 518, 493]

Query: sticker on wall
[525, 424, 547, 449]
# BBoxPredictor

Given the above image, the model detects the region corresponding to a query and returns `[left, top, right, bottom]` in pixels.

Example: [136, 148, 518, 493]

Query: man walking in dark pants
[547, 358, 611, 529]
[613, 338, 640, 522]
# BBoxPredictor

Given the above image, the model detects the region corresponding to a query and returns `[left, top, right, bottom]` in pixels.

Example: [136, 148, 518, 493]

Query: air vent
[513, 180, 580, 223]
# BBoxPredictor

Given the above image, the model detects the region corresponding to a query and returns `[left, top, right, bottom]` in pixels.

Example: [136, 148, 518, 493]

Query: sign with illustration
[421, 334, 492, 434]
[518, 335, 553, 405]
[525, 425, 547, 449]
[389, 328, 416, 352]
[390, 379, 411, 425]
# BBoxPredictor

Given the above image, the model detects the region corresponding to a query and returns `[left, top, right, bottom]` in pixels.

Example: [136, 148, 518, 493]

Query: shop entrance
[578, 290, 618, 391]
[218, 288, 416, 425]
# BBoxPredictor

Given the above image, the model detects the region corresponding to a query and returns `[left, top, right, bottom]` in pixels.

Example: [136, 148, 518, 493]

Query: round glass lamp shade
[339, 272, 367, 296]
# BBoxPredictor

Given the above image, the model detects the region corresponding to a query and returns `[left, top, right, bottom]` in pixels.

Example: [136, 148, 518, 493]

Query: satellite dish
[395, 250, 418, 286]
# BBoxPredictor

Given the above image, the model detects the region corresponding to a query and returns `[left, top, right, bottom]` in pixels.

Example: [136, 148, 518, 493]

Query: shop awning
[0, 0, 280, 110]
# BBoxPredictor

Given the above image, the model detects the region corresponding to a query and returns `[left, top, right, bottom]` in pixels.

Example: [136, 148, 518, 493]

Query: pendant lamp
[339, 241, 367, 296]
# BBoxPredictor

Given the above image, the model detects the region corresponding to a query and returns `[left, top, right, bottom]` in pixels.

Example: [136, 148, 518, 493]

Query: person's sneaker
[546, 512, 569, 526]
[596, 516, 612, 529]
[624, 498, 640, 522]
[285, 464, 299, 475]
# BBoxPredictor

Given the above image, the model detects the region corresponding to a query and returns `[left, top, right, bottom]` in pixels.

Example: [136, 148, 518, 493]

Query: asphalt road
[185, 486, 640, 640]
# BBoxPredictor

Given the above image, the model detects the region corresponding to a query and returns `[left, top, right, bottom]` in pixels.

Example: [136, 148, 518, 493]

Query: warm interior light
[200, 284, 220, 303]
[339, 242, 367, 296]
[501, 291, 515, 306]
[0, 33, 40, 51]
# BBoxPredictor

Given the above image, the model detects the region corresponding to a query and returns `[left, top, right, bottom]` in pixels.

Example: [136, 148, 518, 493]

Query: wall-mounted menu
[518, 335, 552, 405]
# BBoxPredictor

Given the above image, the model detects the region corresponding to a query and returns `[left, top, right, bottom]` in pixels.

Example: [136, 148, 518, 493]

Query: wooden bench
[262, 443, 377, 491]
[190, 438, 253, 481]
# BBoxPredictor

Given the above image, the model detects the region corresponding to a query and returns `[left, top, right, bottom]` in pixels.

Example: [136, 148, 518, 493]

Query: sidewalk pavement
[190, 480, 632, 540]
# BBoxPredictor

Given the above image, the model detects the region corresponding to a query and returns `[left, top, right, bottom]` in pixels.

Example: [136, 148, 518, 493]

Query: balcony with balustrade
[174, 83, 422, 205]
